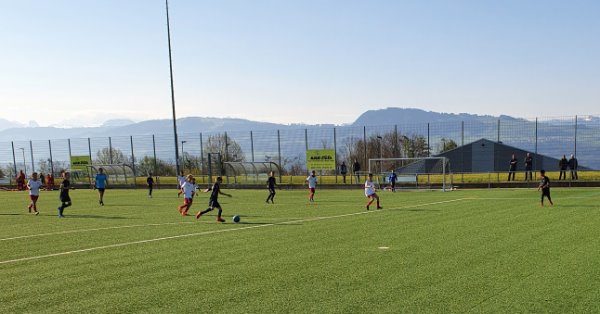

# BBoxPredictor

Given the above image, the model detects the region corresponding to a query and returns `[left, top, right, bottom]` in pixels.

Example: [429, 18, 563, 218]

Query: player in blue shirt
[94, 167, 109, 206]
[388, 170, 398, 192]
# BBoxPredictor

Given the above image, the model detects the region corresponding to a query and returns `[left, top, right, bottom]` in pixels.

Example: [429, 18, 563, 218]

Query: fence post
[333, 127, 337, 183]
[88, 138, 93, 165]
[277, 130, 282, 180]
[461, 121, 464, 182]
[68, 139, 72, 168]
[199, 133, 203, 177]
[224, 132, 228, 162]
[427, 123, 430, 157]
[363, 126, 367, 167]
[574, 115, 578, 158]
[29, 140, 35, 172]
[130, 136, 136, 178]
[534, 118, 538, 171]
[497, 119, 500, 143]
[250, 131, 255, 162]
[11, 141, 17, 179]
[152, 135, 158, 175]
[108, 137, 113, 164]
[48, 140, 54, 176]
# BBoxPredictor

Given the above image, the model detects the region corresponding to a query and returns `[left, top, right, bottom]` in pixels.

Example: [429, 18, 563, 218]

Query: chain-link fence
[1, 115, 598, 184]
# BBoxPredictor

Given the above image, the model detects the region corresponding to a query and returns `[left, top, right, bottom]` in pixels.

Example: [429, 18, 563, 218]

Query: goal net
[368, 157, 449, 191]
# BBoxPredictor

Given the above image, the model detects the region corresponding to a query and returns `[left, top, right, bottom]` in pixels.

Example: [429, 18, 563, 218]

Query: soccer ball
[232, 215, 241, 223]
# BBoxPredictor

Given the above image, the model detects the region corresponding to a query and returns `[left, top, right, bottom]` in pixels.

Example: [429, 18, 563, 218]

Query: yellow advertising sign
[306, 149, 336, 170]
[70, 155, 92, 172]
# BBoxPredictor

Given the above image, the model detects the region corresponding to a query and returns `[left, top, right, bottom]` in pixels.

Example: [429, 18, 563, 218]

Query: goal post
[368, 157, 449, 191]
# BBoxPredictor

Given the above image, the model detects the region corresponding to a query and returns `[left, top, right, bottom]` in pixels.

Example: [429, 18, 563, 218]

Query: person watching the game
[508, 154, 517, 181]
[388, 170, 398, 192]
[147, 173, 154, 198]
[558, 155, 568, 180]
[524, 153, 533, 181]
[568, 154, 578, 180]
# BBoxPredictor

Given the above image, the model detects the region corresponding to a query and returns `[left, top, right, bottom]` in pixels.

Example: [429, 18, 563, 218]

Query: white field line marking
[0, 222, 198, 242]
[0, 198, 469, 265]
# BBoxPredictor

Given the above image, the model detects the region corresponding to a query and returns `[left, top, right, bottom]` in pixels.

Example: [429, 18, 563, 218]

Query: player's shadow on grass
[233, 222, 302, 225]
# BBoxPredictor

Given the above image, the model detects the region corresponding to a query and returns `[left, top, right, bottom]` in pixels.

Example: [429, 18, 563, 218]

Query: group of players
[20, 167, 554, 219]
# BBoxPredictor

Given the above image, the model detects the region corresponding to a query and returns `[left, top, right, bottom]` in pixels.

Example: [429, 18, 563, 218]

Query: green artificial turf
[1, 187, 600, 313]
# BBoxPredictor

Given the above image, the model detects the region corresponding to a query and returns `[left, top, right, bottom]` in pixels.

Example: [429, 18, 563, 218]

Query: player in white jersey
[178, 175, 196, 216]
[305, 170, 318, 202]
[27, 172, 43, 215]
[177, 171, 186, 198]
[364, 173, 382, 210]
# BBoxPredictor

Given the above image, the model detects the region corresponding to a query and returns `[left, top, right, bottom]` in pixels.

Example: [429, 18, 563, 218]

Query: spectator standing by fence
[569, 154, 578, 180]
[508, 154, 517, 181]
[16, 170, 26, 190]
[524, 153, 533, 181]
[559, 155, 568, 180]
[340, 161, 348, 183]
[352, 160, 361, 183]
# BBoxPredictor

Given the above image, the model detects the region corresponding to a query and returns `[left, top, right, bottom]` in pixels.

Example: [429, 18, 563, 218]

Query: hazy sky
[1, 0, 599, 127]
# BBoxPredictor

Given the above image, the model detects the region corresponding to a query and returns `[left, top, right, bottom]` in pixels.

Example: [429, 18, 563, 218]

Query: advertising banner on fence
[306, 149, 336, 170]
[70, 155, 92, 172]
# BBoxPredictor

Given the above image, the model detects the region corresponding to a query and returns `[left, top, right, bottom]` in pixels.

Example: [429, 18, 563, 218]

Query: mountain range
[0, 108, 541, 142]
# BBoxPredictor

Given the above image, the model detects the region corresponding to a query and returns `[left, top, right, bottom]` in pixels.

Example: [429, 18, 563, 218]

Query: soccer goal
[368, 157, 449, 191]
[85, 164, 136, 187]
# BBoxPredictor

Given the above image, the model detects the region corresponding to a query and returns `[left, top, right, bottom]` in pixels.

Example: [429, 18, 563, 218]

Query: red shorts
[30, 195, 39, 202]
[309, 188, 315, 193]
[184, 198, 193, 205]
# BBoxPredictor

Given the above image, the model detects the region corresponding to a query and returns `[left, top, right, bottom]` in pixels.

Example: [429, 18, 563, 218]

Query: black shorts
[60, 194, 71, 203]
[97, 188, 105, 193]
[209, 200, 221, 209]
[541, 189, 551, 200]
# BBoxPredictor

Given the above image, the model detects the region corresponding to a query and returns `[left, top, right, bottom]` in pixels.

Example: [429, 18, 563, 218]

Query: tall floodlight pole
[166, 0, 180, 175]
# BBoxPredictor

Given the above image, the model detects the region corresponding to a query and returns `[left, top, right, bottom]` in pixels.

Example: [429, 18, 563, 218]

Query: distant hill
[0, 118, 24, 131]
[352, 108, 524, 126]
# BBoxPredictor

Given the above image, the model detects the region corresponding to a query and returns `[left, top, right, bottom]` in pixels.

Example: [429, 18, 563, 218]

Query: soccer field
[1, 187, 600, 313]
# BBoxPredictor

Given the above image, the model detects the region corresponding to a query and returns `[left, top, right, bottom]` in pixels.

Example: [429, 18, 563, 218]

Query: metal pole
[277, 130, 282, 182]
[48, 140, 54, 176]
[333, 128, 337, 183]
[535, 118, 538, 171]
[29, 140, 35, 172]
[11, 142, 17, 179]
[181, 140, 186, 172]
[363, 126, 367, 167]
[152, 135, 158, 174]
[427, 123, 430, 157]
[250, 131, 255, 162]
[199, 133, 204, 175]
[88, 138, 93, 164]
[574, 115, 578, 158]
[67, 139, 72, 168]
[108, 137, 113, 164]
[20, 148, 27, 175]
[166, 0, 180, 175]
[130, 136, 136, 177]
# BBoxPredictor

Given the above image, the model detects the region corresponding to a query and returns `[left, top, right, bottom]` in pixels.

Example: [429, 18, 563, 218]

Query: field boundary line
[0, 222, 198, 242]
[0, 198, 470, 265]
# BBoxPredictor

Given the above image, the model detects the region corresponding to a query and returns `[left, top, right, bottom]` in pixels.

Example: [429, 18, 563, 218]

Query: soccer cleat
[366, 205, 370, 210]
[195, 212, 202, 219]
[377, 206, 383, 210]
[216, 217, 225, 223]
[35, 211, 39, 216]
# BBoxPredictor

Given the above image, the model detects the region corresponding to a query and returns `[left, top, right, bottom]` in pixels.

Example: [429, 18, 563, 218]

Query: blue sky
[1, 0, 599, 127]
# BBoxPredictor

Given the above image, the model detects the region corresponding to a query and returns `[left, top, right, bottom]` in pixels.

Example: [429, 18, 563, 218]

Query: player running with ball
[365, 173, 382, 210]
[195, 176, 231, 223]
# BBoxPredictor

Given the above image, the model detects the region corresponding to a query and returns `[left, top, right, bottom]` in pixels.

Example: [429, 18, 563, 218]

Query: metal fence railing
[1, 115, 598, 182]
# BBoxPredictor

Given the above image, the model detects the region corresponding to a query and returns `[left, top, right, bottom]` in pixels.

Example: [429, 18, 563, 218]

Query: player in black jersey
[58, 171, 72, 217]
[538, 169, 553, 207]
[266, 171, 276, 204]
[195, 177, 231, 222]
